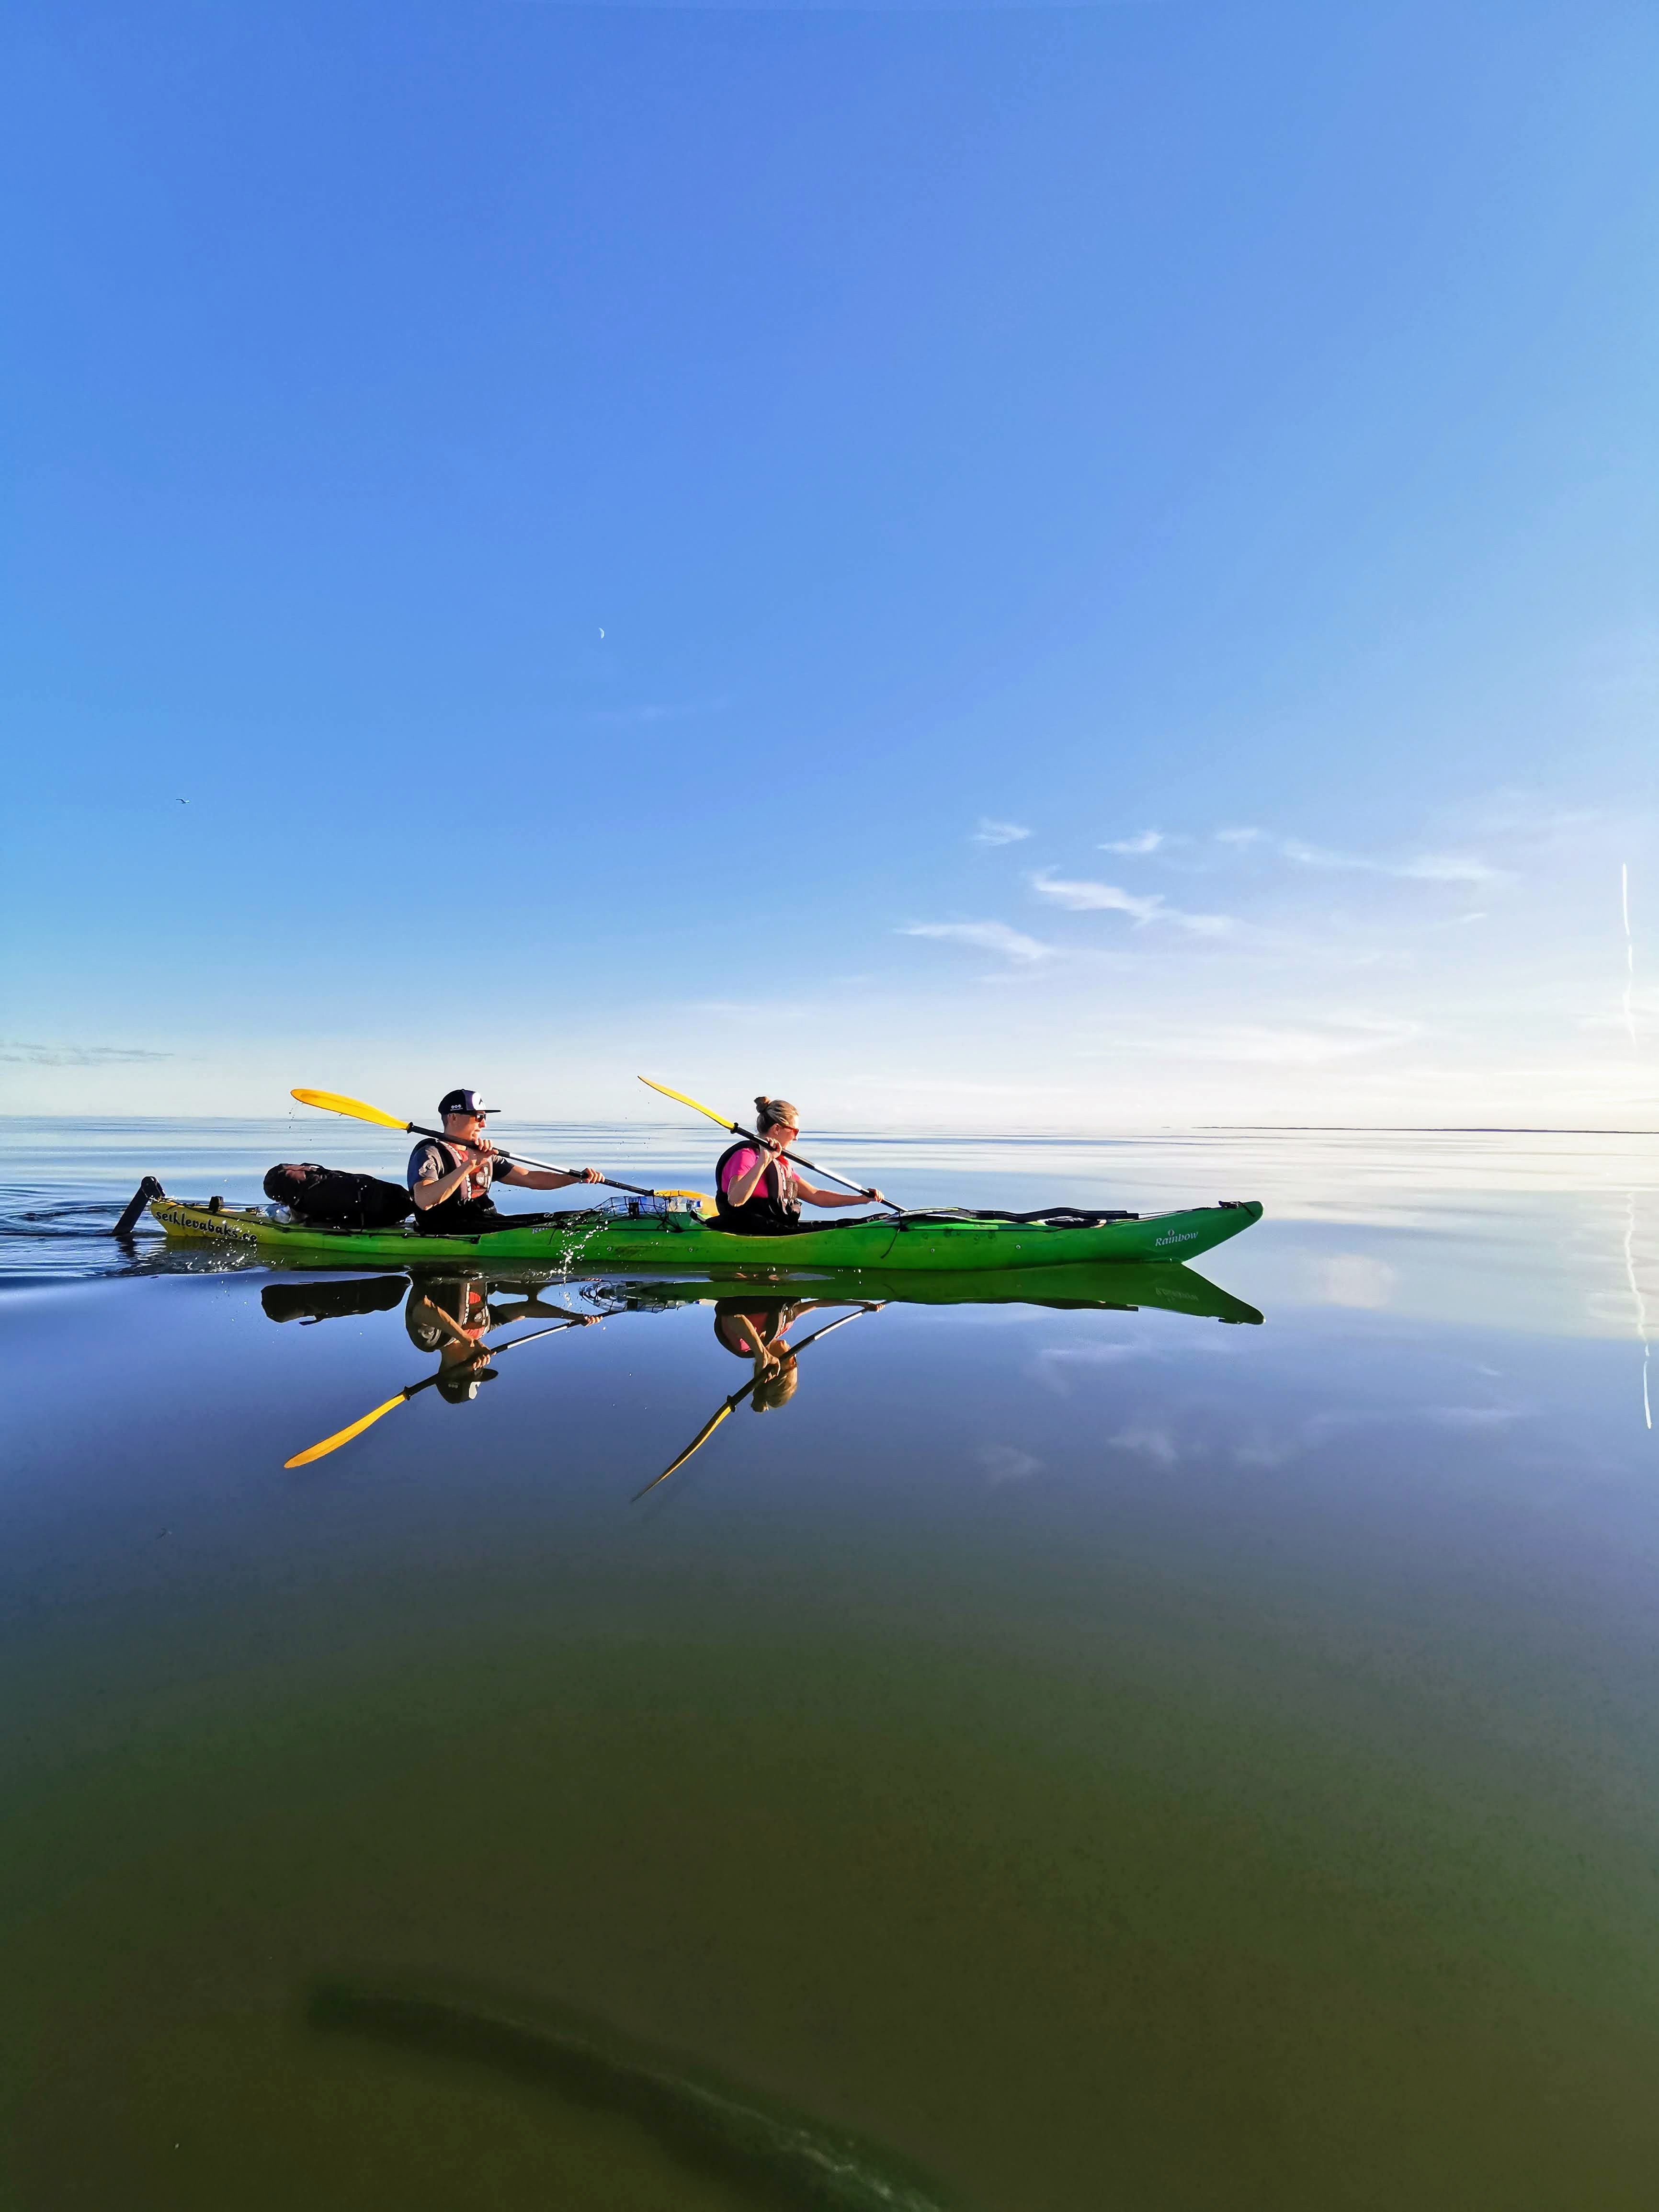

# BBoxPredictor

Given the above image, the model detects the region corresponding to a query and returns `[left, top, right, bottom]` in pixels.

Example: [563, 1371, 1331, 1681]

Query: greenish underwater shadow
[304, 1973, 961, 2212]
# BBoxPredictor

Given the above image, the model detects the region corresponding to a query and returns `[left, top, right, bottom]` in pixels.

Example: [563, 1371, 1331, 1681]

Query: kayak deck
[148, 1192, 1263, 1271]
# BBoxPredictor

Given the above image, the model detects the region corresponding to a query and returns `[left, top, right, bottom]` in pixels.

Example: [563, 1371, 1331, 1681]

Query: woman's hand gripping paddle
[636, 1077, 899, 1213]
[631, 1305, 881, 1500]
[292, 1088, 666, 1200]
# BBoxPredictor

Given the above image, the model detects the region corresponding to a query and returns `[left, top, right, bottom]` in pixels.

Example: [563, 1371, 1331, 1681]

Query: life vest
[713, 1140, 802, 1235]
[408, 1139, 506, 1235]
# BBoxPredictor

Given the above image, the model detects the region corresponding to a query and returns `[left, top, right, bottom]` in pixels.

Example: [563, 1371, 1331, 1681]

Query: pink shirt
[719, 1146, 799, 1201]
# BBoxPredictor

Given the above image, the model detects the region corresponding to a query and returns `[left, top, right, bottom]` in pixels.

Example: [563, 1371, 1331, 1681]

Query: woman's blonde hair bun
[755, 1096, 799, 1129]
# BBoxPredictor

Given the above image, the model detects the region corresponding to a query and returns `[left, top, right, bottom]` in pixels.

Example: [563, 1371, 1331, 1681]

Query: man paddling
[409, 1089, 602, 1236]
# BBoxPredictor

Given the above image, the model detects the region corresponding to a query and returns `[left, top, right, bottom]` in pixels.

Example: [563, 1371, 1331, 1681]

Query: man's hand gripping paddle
[292, 1088, 664, 1199]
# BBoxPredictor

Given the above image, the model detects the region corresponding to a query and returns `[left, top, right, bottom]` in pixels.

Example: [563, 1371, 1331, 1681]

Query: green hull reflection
[262, 1258, 1261, 1328]
[588, 1259, 1261, 1325]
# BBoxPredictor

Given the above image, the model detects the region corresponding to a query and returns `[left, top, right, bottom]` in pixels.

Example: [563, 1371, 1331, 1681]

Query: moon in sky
[599, 627, 605, 639]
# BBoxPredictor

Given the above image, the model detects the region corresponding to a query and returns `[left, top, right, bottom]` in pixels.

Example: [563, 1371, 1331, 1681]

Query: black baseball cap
[438, 1088, 497, 1117]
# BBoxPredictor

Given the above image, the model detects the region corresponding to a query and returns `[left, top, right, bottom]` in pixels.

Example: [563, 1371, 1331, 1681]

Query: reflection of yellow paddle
[284, 1380, 435, 1467]
[637, 1077, 896, 1212]
[284, 1317, 592, 1468]
[632, 1306, 880, 1501]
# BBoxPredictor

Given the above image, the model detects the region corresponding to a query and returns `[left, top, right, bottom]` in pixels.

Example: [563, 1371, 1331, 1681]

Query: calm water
[3, 1118, 1659, 2210]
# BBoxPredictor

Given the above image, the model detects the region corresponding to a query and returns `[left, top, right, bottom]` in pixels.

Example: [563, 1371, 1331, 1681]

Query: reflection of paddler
[284, 1289, 600, 1466]
[405, 1275, 594, 1402]
[405, 1275, 497, 1402]
[636, 1301, 884, 1499]
[712, 1297, 843, 1412]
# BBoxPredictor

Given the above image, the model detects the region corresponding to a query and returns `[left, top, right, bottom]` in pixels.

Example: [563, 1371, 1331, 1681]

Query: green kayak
[150, 1189, 1262, 1272]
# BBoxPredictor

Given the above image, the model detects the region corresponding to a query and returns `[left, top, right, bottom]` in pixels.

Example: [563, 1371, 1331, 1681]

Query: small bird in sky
[177, 797, 187, 805]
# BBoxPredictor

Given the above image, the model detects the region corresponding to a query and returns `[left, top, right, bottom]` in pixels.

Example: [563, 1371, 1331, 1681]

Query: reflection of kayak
[596, 1259, 1262, 1324]
[151, 1192, 1262, 1272]
[252, 1258, 1262, 1329]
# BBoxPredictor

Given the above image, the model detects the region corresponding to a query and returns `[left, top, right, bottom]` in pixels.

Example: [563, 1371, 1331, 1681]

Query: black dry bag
[263, 1163, 415, 1231]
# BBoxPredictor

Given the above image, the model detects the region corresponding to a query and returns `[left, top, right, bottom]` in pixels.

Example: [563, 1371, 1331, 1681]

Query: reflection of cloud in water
[1109, 1425, 1180, 1466]
[977, 1443, 1042, 1485]
[1030, 1341, 1158, 1394]
[1231, 1401, 1535, 1465]
[1316, 1254, 1398, 1309]
[1233, 1432, 1298, 1468]
[1422, 1404, 1534, 1430]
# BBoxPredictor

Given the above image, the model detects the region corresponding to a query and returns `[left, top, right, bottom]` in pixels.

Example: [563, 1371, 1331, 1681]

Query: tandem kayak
[148, 1190, 1263, 1272]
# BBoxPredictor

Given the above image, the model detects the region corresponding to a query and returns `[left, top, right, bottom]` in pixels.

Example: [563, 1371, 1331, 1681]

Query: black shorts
[412, 1202, 562, 1237]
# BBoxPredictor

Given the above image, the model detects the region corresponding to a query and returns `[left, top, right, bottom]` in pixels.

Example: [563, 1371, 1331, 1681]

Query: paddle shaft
[636, 1077, 903, 1214]
[720, 1121, 900, 1214]
[404, 1121, 658, 1200]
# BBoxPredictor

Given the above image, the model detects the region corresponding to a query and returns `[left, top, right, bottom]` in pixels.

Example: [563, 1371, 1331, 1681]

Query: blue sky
[3, 0, 1655, 1127]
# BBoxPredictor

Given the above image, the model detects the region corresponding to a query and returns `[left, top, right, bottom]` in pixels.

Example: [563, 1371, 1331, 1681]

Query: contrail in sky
[1622, 862, 1637, 1048]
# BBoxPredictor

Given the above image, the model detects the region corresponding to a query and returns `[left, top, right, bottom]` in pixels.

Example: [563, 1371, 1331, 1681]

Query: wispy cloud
[0, 1040, 172, 1065]
[1399, 853, 1504, 884]
[1100, 830, 1165, 855]
[1216, 827, 1263, 847]
[1076, 1015, 1421, 1066]
[1030, 871, 1235, 936]
[1189, 1017, 1420, 1065]
[1278, 838, 1503, 885]
[971, 819, 1033, 847]
[590, 696, 729, 727]
[901, 920, 1056, 964]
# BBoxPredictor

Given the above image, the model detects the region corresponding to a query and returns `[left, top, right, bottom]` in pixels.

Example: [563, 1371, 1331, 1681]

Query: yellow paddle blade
[636, 1076, 734, 1130]
[291, 1087, 411, 1132]
[284, 1392, 409, 1468]
[633, 1403, 733, 1499]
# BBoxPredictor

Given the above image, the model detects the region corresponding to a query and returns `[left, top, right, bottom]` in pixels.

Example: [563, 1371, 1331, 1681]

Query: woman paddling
[712, 1098, 883, 1235]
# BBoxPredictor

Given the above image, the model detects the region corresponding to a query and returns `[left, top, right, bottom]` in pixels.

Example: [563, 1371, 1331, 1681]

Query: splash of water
[1622, 862, 1637, 1048]
[1624, 1193, 1652, 1432]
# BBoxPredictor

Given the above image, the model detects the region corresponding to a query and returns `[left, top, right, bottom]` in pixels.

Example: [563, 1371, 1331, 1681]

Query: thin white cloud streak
[0, 1039, 172, 1064]
[1030, 871, 1235, 936]
[1079, 1015, 1421, 1066]
[1101, 830, 1165, 854]
[972, 819, 1033, 847]
[1278, 838, 1503, 885]
[901, 920, 1056, 964]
